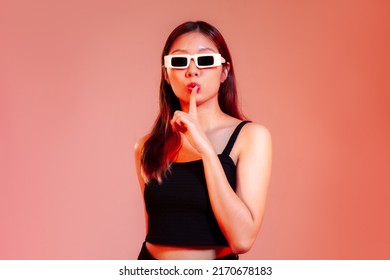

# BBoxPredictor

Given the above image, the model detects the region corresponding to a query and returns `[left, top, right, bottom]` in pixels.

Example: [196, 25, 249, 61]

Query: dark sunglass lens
[171, 57, 188, 67]
[198, 55, 215, 66]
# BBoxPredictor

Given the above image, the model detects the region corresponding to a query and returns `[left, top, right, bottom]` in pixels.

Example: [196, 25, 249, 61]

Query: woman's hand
[170, 86, 214, 156]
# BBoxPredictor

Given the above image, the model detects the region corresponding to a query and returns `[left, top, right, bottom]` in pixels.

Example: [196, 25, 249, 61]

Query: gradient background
[1, 0, 389, 259]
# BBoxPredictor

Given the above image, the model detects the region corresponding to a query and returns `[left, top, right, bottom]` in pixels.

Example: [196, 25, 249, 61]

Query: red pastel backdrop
[1, 0, 389, 259]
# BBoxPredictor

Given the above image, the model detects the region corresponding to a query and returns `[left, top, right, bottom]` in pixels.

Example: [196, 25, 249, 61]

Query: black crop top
[144, 120, 251, 246]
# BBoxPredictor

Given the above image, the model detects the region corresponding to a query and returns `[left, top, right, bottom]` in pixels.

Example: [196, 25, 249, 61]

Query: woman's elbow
[230, 236, 256, 254]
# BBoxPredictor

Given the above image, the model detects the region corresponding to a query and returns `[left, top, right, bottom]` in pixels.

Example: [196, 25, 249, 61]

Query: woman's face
[165, 32, 228, 109]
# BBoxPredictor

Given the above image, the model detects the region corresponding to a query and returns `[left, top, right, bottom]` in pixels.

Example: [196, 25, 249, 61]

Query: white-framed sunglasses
[164, 53, 226, 69]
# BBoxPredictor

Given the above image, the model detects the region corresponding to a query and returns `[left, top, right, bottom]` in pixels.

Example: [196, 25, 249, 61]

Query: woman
[134, 21, 272, 260]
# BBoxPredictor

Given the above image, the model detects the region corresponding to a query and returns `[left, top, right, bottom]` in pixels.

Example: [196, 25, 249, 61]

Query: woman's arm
[201, 123, 272, 254]
[134, 135, 150, 234]
[171, 88, 272, 253]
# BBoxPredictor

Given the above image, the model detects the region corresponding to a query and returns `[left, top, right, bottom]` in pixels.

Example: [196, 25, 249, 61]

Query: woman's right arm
[134, 134, 150, 234]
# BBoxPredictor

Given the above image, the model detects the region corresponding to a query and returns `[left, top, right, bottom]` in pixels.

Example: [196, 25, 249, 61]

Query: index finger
[189, 86, 198, 117]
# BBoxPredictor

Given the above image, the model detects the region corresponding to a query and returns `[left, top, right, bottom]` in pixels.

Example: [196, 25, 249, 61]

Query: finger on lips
[189, 86, 198, 117]
[170, 85, 198, 133]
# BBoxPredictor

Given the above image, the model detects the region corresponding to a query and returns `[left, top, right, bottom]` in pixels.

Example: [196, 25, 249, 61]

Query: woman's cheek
[206, 80, 222, 95]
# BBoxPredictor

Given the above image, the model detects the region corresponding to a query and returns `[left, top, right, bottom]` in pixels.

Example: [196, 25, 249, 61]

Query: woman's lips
[187, 83, 200, 93]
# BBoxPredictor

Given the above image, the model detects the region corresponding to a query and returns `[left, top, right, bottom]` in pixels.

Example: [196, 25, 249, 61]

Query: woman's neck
[180, 98, 227, 132]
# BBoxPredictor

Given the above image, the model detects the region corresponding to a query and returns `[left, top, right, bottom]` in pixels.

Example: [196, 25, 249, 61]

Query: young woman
[134, 21, 272, 260]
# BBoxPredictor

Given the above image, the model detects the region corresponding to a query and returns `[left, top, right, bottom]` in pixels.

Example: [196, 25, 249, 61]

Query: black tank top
[144, 120, 251, 246]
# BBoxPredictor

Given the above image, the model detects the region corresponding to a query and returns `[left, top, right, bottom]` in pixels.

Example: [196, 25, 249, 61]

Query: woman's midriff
[146, 242, 233, 260]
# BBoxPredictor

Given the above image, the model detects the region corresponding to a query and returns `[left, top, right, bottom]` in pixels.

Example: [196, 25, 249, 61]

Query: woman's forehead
[169, 32, 218, 54]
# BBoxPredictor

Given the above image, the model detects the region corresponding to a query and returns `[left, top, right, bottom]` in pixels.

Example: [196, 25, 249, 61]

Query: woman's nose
[185, 58, 199, 77]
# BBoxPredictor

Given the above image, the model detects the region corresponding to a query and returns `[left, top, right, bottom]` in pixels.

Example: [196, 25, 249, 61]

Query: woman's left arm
[201, 123, 272, 254]
[171, 87, 272, 254]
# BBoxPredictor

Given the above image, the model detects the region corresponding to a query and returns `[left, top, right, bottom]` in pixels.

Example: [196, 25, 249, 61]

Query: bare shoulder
[238, 122, 272, 156]
[134, 134, 151, 188]
[242, 122, 271, 143]
[134, 133, 151, 157]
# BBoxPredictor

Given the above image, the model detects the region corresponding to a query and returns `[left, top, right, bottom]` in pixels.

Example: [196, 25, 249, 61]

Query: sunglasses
[164, 53, 226, 69]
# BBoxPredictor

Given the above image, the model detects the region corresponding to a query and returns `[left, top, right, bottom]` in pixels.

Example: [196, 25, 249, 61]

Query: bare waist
[146, 242, 233, 260]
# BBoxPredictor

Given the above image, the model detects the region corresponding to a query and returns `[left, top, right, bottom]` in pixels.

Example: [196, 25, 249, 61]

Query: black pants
[137, 241, 239, 260]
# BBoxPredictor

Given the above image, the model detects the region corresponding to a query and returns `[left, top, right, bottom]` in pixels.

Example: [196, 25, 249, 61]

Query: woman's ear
[163, 68, 170, 84]
[221, 62, 230, 83]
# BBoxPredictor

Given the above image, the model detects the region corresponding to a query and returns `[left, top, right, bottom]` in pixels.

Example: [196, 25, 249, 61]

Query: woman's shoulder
[238, 121, 272, 152]
[242, 121, 270, 135]
[134, 133, 151, 156]
[220, 117, 271, 145]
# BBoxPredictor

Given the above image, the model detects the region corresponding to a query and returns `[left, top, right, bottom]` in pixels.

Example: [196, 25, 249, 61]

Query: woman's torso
[143, 117, 246, 259]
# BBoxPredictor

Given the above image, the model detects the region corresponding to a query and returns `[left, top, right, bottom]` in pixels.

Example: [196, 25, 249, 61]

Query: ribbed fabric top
[144, 120, 251, 246]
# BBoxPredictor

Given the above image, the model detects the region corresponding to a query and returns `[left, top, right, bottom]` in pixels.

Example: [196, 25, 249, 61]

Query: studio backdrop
[1, 0, 389, 259]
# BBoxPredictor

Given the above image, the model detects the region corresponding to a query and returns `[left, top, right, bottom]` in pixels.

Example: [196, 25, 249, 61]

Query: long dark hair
[141, 21, 243, 183]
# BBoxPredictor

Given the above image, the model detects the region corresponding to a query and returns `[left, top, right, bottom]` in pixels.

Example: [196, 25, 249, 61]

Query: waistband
[137, 241, 239, 260]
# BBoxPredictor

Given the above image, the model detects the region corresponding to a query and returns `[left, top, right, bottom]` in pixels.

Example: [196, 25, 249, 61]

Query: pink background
[1, 0, 389, 259]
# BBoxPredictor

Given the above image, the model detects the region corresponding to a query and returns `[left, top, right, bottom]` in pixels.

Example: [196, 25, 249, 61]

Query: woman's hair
[141, 20, 243, 183]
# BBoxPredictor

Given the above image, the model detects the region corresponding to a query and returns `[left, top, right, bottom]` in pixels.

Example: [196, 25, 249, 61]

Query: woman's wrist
[200, 146, 218, 161]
